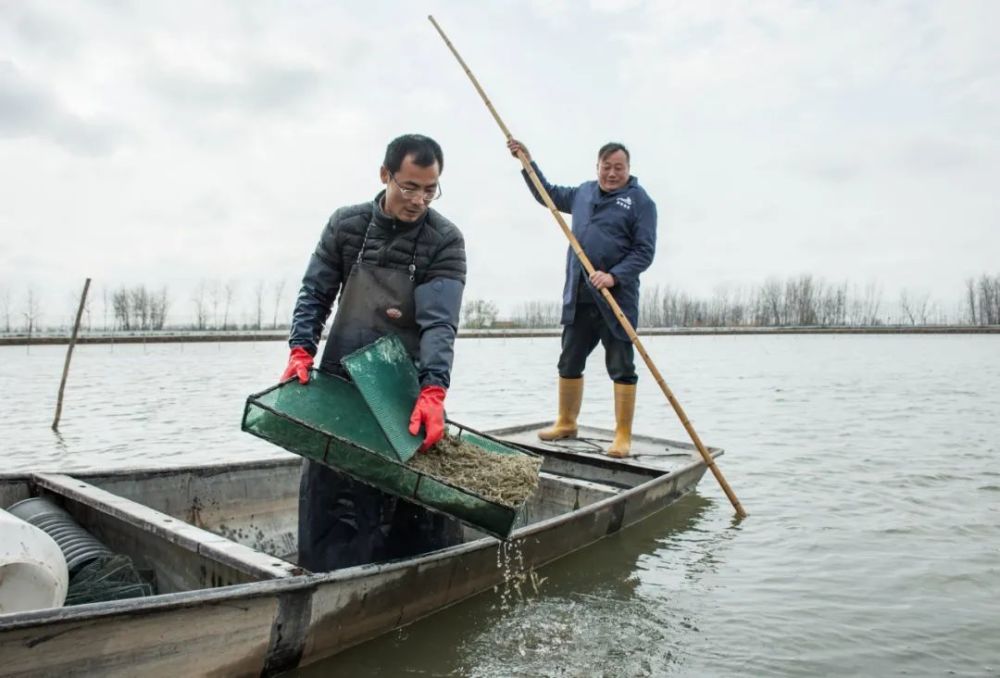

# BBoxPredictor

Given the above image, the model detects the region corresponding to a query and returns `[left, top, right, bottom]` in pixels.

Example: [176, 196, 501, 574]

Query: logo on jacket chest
[615, 195, 633, 210]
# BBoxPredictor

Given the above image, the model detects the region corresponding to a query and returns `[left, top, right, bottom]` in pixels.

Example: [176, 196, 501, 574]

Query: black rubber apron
[298, 215, 462, 571]
[318, 231, 420, 373]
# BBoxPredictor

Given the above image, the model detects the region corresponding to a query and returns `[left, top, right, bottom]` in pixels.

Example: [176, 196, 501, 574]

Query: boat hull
[0, 426, 717, 676]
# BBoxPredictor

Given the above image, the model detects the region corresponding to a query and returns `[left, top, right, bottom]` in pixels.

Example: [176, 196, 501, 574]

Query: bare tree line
[0, 287, 13, 334]
[496, 274, 999, 329]
[110, 286, 169, 331]
[504, 276, 888, 329]
[965, 274, 1000, 325]
[22, 288, 41, 339]
[189, 279, 288, 331]
[0, 279, 295, 334]
[638, 276, 883, 327]
[461, 299, 500, 329]
[637, 275, 966, 327]
[509, 300, 562, 328]
[184, 278, 293, 331]
[1, 273, 997, 334]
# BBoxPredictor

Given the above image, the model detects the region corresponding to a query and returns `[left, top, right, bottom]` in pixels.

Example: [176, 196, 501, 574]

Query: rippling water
[2, 335, 998, 676]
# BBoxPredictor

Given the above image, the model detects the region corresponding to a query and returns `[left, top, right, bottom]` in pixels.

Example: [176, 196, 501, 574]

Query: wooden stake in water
[427, 15, 748, 518]
[52, 277, 91, 432]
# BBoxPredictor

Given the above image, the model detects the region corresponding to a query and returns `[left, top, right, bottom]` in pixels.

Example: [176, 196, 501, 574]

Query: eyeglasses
[389, 172, 442, 203]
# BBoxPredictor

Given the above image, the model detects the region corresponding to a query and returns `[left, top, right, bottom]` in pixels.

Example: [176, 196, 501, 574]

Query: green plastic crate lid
[341, 334, 423, 463]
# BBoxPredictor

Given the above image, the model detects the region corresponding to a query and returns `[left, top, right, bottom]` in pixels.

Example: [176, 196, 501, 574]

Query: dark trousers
[298, 461, 463, 571]
[558, 303, 637, 385]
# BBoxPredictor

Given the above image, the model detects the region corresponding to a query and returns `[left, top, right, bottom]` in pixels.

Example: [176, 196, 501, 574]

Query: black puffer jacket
[289, 191, 466, 387]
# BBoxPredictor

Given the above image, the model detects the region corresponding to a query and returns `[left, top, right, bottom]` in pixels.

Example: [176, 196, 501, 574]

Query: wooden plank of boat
[0, 425, 720, 677]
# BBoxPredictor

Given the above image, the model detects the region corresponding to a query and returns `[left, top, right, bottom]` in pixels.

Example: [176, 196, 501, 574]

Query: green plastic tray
[341, 335, 424, 462]
[241, 339, 540, 539]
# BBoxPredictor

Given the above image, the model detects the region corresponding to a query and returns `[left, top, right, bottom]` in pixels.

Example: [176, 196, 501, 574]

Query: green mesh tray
[341, 335, 423, 462]
[241, 344, 540, 539]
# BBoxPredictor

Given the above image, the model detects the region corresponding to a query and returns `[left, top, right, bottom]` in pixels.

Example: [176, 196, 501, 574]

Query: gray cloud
[146, 61, 323, 115]
[898, 137, 982, 172]
[0, 61, 126, 155]
[2, 1, 999, 317]
[1, 3, 81, 59]
[798, 156, 866, 184]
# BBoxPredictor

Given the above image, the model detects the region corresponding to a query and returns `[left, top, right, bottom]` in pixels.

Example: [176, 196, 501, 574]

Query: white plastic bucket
[0, 507, 69, 615]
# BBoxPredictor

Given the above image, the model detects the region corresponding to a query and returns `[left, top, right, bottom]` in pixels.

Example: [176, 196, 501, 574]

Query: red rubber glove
[408, 385, 447, 452]
[280, 347, 314, 384]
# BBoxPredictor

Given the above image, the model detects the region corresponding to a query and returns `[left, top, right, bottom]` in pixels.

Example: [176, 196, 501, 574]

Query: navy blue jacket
[522, 162, 657, 341]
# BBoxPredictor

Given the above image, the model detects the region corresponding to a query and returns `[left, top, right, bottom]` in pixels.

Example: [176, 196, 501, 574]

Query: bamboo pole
[52, 277, 91, 431]
[428, 15, 747, 518]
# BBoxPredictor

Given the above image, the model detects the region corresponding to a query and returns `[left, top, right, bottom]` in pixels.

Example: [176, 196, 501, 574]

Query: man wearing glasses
[507, 138, 657, 459]
[282, 134, 466, 571]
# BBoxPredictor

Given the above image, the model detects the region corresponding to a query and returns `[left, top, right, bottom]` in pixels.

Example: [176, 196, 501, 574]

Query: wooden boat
[0, 424, 720, 677]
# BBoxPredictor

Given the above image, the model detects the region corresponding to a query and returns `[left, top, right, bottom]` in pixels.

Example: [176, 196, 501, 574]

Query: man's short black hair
[384, 134, 444, 174]
[598, 142, 630, 163]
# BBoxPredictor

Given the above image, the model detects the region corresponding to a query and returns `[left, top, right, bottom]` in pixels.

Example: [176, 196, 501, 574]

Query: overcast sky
[1, 0, 997, 324]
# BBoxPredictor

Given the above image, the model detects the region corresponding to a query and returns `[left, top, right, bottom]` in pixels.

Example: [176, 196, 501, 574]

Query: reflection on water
[2, 335, 999, 676]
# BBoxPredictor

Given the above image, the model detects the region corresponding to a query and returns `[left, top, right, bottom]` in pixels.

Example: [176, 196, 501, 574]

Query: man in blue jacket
[507, 138, 656, 457]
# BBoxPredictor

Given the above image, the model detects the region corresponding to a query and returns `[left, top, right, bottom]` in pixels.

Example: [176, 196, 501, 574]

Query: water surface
[1, 335, 997, 676]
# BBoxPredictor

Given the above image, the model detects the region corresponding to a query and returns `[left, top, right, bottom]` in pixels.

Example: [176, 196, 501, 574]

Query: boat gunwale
[0, 455, 300, 485]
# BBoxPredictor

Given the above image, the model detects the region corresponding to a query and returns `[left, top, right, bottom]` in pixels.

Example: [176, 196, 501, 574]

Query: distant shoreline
[1, 325, 997, 347]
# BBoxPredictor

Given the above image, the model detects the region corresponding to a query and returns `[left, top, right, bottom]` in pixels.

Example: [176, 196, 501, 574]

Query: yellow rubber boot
[607, 382, 636, 458]
[538, 377, 584, 441]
